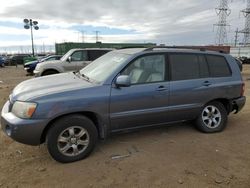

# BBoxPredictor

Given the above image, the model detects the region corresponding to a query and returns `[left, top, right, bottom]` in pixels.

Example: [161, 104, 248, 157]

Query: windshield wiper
[73, 71, 92, 82]
[81, 73, 90, 81]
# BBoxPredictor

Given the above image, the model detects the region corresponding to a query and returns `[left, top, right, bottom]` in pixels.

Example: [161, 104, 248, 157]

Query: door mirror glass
[116, 75, 131, 87]
[67, 56, 72, 63]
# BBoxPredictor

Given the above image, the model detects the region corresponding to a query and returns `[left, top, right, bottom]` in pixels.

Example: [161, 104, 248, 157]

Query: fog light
[5, 125, 11, 136]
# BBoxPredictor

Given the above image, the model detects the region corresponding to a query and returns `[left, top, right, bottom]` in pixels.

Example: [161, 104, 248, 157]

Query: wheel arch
[206, 98, 231, 114]
[41, 68, 60, 76]
[40, 111, 106, 144]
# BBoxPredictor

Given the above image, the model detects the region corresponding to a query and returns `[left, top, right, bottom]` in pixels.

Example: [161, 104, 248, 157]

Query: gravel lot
[0, 65, 249, 188]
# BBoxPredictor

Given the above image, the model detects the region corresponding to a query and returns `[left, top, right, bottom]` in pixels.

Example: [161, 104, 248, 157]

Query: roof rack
[143, 46, 227, 53]
[144, 46, 207, 52]
[119, 46, 151, 49]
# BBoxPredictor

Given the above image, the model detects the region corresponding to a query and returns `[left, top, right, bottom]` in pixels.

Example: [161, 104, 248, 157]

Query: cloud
[0, 0, 248, 48]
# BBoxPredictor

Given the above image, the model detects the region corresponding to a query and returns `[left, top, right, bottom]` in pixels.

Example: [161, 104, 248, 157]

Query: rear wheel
[42, 70, 59, 76]
[196, 101, 228, 133]
[47, 115, 98, 163]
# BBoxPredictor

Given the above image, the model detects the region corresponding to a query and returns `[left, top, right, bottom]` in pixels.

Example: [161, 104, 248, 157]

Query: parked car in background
[0, 56, 5, 67]
[235, 57, 243, 72]
[34, 48, 112, 76]
[24, 55, 62, 74]
[239, 56, 250, 64]
[24, 54, 51, 65]
[23, 56, 38, 64]
[3, 55, 12, 65]
[1, 47, 246, 163]
[9, 54, 31, 66]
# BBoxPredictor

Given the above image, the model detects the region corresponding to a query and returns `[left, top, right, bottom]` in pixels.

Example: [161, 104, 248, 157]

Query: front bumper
[33, 70, 41, 77]
[1, 100, 48, 145]
[24, 67, 33, 73]
[231, 96, 246, 113]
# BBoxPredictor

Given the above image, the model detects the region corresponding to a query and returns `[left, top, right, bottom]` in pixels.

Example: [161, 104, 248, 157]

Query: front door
[75, 50, 90, 70]
[62, 50, 84, 71]
[110, 54, 170, 131]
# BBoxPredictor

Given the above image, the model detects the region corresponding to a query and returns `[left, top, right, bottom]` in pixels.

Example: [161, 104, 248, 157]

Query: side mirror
[115, 75, 131, 87]
[67, 56, 72, 63]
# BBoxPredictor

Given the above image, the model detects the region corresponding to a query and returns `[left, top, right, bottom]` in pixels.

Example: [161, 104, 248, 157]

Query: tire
[47, 115, 98, 163]
[195, 101, 228, 133]
[42, 70, 58, 76]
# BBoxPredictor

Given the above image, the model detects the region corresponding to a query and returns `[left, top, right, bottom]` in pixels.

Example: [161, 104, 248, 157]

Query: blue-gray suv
[1, 47, 246, 163]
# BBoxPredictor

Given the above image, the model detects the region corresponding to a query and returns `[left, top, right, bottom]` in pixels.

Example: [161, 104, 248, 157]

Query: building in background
[55, 42, 156, 55]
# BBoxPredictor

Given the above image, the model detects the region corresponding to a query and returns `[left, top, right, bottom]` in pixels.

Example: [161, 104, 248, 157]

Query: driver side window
[71, 51, 87, 61]
[121, 54, 165, 84]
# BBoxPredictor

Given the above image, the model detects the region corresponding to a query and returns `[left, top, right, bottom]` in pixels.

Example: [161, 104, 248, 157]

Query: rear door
[86, 50, 110, 67]
[205, 55, 234, 98]
[168, 53, 212, 121]
[88, 50, 109, 61]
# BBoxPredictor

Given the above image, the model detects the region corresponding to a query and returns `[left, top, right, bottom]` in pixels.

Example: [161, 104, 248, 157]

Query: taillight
[241, 83, 245, 96]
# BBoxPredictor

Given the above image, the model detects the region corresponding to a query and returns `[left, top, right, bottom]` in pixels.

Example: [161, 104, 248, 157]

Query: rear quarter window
[206, 55, 231, 77]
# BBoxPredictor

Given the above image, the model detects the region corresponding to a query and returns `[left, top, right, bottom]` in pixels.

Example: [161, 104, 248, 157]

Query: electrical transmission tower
[214, 0, 231, 45]
[239, 0, 250, 46]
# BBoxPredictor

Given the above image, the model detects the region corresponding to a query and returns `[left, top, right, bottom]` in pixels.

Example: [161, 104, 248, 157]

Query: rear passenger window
[88, 50, 109, 61]
[206, 55, 231, 77]
[170, 54, 199, 81]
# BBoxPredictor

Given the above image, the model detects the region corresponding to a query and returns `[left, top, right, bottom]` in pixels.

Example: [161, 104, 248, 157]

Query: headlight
[12, 101, 37, 119]
[35, 64, 41, 70]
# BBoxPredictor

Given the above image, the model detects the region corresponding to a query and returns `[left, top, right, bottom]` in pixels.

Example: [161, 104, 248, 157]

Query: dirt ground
[0, 65, 249, 188]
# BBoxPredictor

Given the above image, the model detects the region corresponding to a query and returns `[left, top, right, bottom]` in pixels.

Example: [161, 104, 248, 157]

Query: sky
[0, 0, 248, 53]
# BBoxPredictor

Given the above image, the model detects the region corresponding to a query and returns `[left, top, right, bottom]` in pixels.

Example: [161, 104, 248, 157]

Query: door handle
[156, 86, 167, 91]
[203, 81, 212, 86]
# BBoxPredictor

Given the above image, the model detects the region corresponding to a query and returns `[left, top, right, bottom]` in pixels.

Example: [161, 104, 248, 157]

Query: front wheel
[47, 115, 98, 163]
[196, 101, 228, 133]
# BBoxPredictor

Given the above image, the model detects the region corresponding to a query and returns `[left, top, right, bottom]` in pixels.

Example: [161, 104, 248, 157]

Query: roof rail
[118, 46, 151, 49]
[143, 46, 207, 52]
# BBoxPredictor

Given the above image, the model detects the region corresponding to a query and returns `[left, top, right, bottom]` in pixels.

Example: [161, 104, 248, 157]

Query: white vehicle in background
[34, 48, 112, 76]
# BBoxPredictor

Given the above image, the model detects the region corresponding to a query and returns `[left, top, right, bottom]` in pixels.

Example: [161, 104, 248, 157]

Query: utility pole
[95, 31, 100, 43]
[239, 0, 250, 46]
[214, 0, 231, 46]
[234, 28, 239, 47]
[81, 30, 85, 43]
[43, 42, 45, 53]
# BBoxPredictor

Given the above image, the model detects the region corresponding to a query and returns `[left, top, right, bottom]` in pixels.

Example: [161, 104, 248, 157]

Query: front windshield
[61, 50, 74, 62]
[40, 56, 50, 62]
[80, 51, 130, 83]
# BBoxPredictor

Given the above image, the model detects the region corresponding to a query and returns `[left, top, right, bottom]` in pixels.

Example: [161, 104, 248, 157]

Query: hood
[40, 60, 61, 66]
[24, 60, 38, 66]
[36, 60, 62, 71]
[11, 72, 95, 101]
